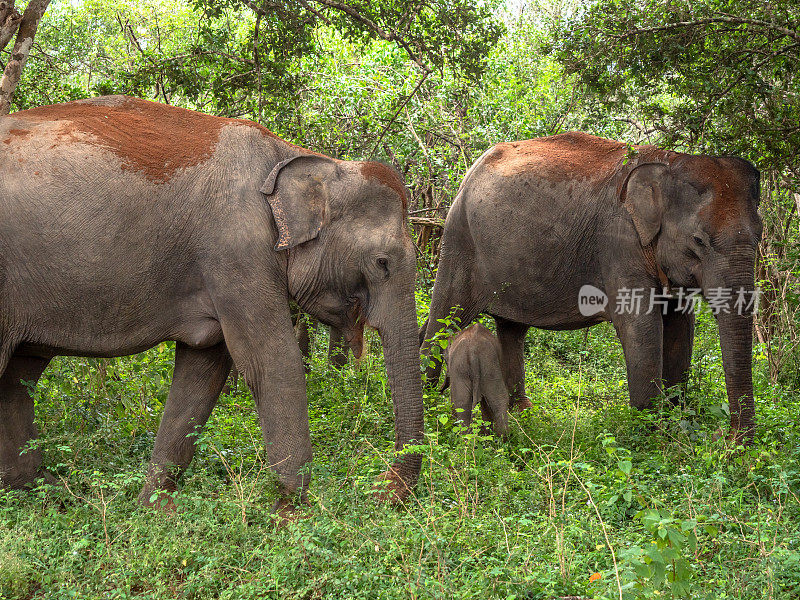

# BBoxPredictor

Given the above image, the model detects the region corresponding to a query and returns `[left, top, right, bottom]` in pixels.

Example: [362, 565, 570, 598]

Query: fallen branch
[409, 215, 444, 228]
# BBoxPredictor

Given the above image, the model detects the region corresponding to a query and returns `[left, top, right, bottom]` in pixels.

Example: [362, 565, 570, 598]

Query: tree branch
[0, 0, 50, 114]
[614, 14, 800, 44]
[370, 69, 429, 157]
[0, 1, 22, 52]
[243, 1, 431, 73]
[241, 0, 282, 14]
[300, 0, 430, 73]
[699, 43, 799, 131]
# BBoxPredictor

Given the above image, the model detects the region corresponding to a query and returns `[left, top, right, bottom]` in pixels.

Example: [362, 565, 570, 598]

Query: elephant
[0, 95, 424, 512]
[445, 324, 510, 436]
[224, 309, 349, 394]
[421, 132, 761, 442]
[222, 316, 348, 395]
[292, 309, 350, 369]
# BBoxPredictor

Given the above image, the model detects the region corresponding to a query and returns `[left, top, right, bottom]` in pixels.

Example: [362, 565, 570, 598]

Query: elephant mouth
[342, 299, 366, 359]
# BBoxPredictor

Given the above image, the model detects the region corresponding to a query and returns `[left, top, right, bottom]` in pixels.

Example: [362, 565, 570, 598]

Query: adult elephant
[292, 311, 351, 369]
[421, 132, 761, 442]
[222, 313, 349, 394]
[0, 96, 423, 511]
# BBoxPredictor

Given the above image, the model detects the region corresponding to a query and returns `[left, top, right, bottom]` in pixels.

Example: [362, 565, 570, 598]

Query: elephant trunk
[374, 284, 424, 497]
[709, 258, 757, 442]
[715, 309, 755, 441]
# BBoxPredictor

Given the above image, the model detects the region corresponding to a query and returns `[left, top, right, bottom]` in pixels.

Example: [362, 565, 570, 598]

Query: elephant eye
[376, 257, 390, 277]
[693, 235, 706, 247]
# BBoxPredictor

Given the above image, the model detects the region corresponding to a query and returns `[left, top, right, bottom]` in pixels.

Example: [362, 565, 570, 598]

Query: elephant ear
[260, 155, 340, 251]
[619, 162, 671, 247]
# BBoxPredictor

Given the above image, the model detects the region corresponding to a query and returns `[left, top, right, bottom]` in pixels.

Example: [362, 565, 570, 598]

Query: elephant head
[262, 154, 423, 492]
[621, 156, 762, 438]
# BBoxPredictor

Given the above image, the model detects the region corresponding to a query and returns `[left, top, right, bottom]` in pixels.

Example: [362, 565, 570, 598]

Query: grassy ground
[1, 309, 799, 599]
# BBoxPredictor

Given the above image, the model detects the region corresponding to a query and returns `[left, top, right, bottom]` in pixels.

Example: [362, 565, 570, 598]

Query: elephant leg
[294, 315, 315, 373]
[0, 354, 51, 489]
[662, 302, 695, 404]
[494, 316, 531, 411]
[221, 366, 240, 395]
[612, 312, 664, 410]
[450, 377, 474, 430]
[220, 305, 313, 505]
[139, 342, 231, 505]
[418, 318, 428, 347]
[296, 320, 311, 357]
[328, 326, 348, 368]
[479, 375, 510, 436]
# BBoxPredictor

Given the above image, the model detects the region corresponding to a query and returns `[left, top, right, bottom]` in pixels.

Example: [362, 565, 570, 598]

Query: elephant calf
[446, 324, 510, 436]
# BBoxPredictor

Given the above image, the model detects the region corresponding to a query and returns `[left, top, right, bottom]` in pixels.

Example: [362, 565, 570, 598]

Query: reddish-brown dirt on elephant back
[673, 155, 752, 230]
[12, 96, 286, 183]
[483, 132, 633, 180]
[360, 162, 408, 209]
[3, 128, 32, 144]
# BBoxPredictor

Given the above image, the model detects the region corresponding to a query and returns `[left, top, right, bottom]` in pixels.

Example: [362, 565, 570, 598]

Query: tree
[0, 0, 51, 113]
[196, 0, 505, 77]
[553, 0, 799, 173]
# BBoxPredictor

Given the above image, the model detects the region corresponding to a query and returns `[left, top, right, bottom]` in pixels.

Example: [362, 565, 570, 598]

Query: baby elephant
[445, 324, 510, 436]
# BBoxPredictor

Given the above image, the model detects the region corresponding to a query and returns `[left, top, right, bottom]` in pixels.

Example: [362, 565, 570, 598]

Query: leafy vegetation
[2, 314, 799, 599]
[2, 1, 799, 599]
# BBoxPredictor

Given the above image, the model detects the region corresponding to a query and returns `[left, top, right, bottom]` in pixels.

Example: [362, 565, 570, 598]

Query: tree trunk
[0, 2, 23, 52]
[794, 192, 800, 236]
[0, 0, 50, 115]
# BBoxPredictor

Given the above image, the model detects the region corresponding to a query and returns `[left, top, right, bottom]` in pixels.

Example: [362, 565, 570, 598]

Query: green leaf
[667, 528, 687, 547]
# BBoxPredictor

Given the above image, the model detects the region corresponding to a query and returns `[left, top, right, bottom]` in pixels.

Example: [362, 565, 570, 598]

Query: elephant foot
[373, 467, 412, 505]
[710, 426, 753, 447]
[138, 488, 180, 513]
[2, 469, 58, 491]
[272, 496, 311, 528]
[509, 397, 533, 412]
[492, 423, 510, 439]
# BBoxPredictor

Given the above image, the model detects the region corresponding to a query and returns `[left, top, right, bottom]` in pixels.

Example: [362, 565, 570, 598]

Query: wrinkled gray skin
[445, 324, 509, 437]
[223, 316, 346, 395]
[422, 133, 761, 441]
[0, 96, 423, 508]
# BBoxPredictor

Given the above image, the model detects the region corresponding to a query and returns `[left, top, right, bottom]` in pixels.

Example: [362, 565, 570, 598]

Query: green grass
[1, 311, 799, 600]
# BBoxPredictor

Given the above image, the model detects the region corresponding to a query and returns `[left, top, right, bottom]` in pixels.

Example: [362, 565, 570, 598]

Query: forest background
[0, 1, 799, 599]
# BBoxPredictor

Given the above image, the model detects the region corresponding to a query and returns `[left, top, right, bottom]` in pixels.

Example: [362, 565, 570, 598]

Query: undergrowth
[1, 309, 798, 600]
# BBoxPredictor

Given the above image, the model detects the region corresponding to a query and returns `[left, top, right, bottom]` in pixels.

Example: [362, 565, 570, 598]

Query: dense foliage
[555, 0, 800, 172]
[1, 1, 799, 599]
